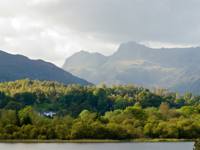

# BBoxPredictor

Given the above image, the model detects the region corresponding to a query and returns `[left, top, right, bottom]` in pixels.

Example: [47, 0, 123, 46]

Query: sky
[1, 0, 200, 67]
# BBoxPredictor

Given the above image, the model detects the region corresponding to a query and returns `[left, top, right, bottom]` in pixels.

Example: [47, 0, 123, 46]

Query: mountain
[62, 41, 200, 95]
[0, 50, 93, 86]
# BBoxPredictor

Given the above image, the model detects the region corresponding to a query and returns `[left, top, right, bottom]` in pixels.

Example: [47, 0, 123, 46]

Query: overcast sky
[1, 0, 200, 67]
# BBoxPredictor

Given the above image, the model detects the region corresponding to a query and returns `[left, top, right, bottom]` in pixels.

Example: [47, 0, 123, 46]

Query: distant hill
[0, 50, 93, 86]
[62, 41, 200, 95]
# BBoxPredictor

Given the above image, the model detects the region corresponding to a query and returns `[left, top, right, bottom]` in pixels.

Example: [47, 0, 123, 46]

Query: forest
[0, 78, 200, 140]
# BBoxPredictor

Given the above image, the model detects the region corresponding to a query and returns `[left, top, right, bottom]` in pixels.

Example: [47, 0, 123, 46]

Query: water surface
[0, 142, 194, 150]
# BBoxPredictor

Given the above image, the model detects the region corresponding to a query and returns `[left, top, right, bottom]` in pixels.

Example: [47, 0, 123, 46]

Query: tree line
[1, 79, 199, 117]
[0, 79, 200, 140]
[0, 102, 200, 140]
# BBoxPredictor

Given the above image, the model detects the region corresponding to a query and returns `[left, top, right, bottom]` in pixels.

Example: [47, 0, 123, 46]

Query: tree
[159, 102, 169, 118]
[110, 84, 116, 89]
[156, 88, 160, 95]
[106, 123, 128, 140]
[174, 98, 185, 108]
[29, 127, 38, 139]
[152, 87, 156, 94]
[34, 102, 37, 111]
[93, 112, 100, 121]
[180, 106, 196, 117]
[4, 124, 17, 135]
[189, 94, 200, 106]
[193, 94, 200, 103]
[93, 88, 106, 99]
[36, 117, 51, 127]
[143, 123, 154, 138]
[79, 109, 90, 122]
[22, 114, 32, 125]
[89, 122, 107, 139]
[13, 132, 21, 139]
[18, 106, 38, 125]
[4, 101, 22, 111]
[114, 96, 126, 110]
[61, 115, 73, 128]
[194, 139, 200, 150]
[138, 92, 146, 101]
[1, 109, 16, 125]
[97, 100, 109, 115]
[15, 109, 21, 127]
[184, 92, 192, 102]
[100, 82, 106, 88]
[170, 91, 176, 99]
[123, 105, 148, 121]
[70, 122, 88, 139]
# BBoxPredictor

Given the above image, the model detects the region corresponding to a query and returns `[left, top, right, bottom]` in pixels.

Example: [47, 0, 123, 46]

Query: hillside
[62, 41, 200, 95]
[1, 79, 200, 141]
[0, 50, 93, 86]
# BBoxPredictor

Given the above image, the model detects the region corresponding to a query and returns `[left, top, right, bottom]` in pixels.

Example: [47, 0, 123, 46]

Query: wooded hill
[62, 41, 200, 95]
[0, 79, 200, 140]
[0, 50, 92, 86]
[0, 79, 199, 117]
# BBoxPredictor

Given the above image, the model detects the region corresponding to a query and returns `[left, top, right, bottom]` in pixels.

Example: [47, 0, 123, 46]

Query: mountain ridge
[0, 50, 93, 86]
[62, 41, 200, 94]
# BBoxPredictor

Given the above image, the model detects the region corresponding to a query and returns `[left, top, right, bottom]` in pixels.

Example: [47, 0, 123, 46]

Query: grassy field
[30, 103, 51, 111]
[0, 139, 193, 143]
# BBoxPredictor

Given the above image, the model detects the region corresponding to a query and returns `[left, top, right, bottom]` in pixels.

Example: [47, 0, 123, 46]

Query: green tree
[15, 109, 21, 127]
[180, 106, 196, 117]
[184, 92, 192, 102]
[13, 132, 21, 139]
[70, 122, 88, 139]
[79, 109, 90, 122]
[194, 138, 200, 150]
[19, 106, 37, 125]
[29, 127, 38, 139]
[4, 101, 22, 111]
[89, 122, 107, 139]
[100, 82, 107, 88]
[22, 114, 32, 125]
[123, 105, 148, 121]
[159, 102, 169, 118]
[143, 123, 154, 138]
[114, 96, 126, 110]
[1, 109, 16, 125]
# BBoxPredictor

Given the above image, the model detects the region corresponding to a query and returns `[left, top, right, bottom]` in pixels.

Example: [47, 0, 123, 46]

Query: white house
[38, 110, 58, 117]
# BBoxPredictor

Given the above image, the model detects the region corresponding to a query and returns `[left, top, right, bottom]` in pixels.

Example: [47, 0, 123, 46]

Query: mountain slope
[62, 41, 200, 94]
[0, 50, 93, 86]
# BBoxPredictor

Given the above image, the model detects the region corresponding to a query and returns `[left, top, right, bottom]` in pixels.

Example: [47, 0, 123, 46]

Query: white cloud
[27, 0, 53, 5]
[140, 41, 200, 49]
[0, 12, 117, 67]
[0, 0, 200, 67]
[0, 18, 18, 37]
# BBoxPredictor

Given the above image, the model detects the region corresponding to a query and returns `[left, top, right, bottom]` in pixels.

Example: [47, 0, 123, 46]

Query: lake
[0, 142, 194, 150]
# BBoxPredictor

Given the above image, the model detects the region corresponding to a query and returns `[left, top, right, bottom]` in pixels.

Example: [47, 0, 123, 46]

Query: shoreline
[0, 139, 193, 143]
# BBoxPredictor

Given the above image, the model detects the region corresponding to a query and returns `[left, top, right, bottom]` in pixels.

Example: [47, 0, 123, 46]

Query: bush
[13, 132, 21, 139]
[0, 133, 3, 139]
[38, 135, 47, 140]
[3, 133, 13, 139]
[21, 134, 28, 139]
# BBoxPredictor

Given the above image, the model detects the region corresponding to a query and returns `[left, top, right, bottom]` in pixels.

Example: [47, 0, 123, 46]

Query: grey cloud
[0, 0, 117, 67]
[1, 0, 200, 67]
[0, 0, 27, 17]
[29, 0, 200, 45]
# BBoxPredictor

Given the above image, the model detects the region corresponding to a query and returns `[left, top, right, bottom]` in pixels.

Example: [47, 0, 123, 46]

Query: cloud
[28, 0, 200, 45]
[1, 0, 200, 67]
[0, 0, 119, 66]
